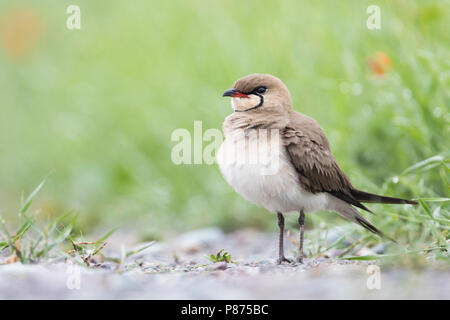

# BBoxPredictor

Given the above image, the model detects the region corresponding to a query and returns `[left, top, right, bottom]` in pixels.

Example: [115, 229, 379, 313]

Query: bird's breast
[217, 128, 328, 213]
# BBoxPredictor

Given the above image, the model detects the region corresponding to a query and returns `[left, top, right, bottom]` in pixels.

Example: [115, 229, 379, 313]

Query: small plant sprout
[208, 249, 233, 263]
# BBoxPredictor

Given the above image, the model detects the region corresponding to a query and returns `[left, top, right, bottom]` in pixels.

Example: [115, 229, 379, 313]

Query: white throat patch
[231, 94, 261, 112]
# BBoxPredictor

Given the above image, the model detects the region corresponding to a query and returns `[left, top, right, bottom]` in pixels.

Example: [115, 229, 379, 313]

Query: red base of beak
[232, 92, 249, 98]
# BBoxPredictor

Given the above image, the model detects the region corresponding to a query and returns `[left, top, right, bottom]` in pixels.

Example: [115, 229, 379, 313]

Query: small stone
[210, 262, 227, 271]
[258, 259, 275, 265]
[372, 243, 386, 254]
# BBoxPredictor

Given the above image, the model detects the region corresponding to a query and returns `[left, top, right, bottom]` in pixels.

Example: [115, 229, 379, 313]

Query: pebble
[210, 262, 228, 271]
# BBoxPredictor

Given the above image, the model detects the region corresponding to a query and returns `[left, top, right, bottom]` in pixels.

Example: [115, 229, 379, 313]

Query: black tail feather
[351, 189, 418, 205]
[355, 217, 398, 244]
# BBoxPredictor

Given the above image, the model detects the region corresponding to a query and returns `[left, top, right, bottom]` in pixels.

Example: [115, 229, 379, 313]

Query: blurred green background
[0, 0, 448, 242]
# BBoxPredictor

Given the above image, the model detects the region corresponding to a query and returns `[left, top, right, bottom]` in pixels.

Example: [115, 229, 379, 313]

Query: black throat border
[234, 94, 264, 112]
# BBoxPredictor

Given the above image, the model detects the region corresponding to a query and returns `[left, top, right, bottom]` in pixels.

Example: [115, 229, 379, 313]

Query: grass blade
[96, 227, 119, 244]
[415, 197, 449, 203]
[342, 254, 393, 261]
[125, 242, 154, 258]
[20, 178, 46, 215]
[418, 199, 434, 220]
[402, 155, 444, 174]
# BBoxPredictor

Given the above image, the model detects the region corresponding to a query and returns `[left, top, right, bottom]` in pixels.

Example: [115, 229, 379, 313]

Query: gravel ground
[0, 228, 448, 299]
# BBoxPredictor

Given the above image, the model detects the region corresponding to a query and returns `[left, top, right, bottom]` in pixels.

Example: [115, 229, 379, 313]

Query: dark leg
[296, 210, 306, 263]
[277, 212, 292, 264]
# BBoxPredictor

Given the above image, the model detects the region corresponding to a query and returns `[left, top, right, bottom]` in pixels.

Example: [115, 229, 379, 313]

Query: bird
[217, 73, 418, 264]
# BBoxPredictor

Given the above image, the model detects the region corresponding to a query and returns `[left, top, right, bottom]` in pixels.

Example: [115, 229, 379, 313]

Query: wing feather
[282, 113, 372, 213]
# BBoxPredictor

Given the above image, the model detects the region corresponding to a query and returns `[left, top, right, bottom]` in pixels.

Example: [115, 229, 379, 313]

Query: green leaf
[402, 155, 444, 174]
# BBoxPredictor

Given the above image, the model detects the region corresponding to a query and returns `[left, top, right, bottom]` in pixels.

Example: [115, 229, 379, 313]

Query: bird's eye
[255, 86, 267, 94]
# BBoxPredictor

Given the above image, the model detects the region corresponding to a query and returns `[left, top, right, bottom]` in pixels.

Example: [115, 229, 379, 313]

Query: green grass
[0, 0, 448, 263]
[0, 179, 154, 266]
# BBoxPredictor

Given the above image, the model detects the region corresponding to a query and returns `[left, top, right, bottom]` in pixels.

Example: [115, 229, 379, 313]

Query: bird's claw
[277, 257, 293, 265]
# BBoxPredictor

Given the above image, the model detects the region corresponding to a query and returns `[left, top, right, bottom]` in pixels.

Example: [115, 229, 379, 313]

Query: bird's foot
[277, 256, 293, 265]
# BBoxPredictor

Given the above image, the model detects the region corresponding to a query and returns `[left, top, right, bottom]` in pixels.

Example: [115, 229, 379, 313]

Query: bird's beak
[222, 89, 249, 98]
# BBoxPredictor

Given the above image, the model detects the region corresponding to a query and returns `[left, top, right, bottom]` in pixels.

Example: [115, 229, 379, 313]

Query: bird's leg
[296, 210, 306, 264]
[277, 212, 292, 264]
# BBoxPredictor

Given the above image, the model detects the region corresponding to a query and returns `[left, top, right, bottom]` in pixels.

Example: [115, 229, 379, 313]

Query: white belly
[217, 130, 329, 213]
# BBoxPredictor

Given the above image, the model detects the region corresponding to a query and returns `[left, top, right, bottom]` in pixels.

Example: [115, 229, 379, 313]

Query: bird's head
[222, 74, 292, 114]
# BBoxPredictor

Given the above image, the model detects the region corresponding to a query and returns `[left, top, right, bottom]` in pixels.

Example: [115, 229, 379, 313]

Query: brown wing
[282, 113, 372, 213]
